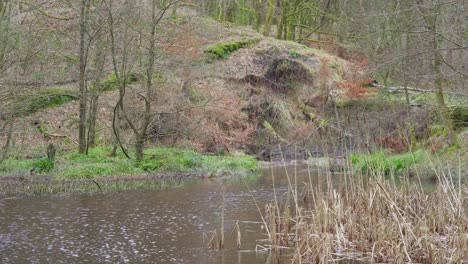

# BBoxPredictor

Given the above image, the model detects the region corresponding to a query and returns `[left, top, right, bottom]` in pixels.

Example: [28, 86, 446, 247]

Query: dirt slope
[1, 7, 350, 160]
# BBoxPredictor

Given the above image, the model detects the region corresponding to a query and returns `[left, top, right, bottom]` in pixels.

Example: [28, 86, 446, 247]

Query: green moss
[98, 72, 139, 92]
[205, 38, 260, 59]
[289, 50, 299, 58]
[430, 125, 447, 137]
[15, 87, 77, 116]
[11, 72, 139, 117]
[328, 60, 340, 69]
[450, 106, 468, 128]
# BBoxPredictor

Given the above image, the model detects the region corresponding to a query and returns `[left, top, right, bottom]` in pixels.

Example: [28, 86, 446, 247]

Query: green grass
[351, 150, 425, 176]
[0, 158, 39, 176]
[0, 146, 259, 180]
[140, 147, 258, 175]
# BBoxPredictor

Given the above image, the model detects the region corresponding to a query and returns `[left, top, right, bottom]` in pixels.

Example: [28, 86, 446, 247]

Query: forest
[0, 0, 467, 263]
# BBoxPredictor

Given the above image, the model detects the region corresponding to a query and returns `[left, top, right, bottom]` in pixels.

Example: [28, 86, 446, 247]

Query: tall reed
[262, 157, 467, 263]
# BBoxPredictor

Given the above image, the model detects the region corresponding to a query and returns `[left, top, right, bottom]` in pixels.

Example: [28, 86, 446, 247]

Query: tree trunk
[262, 0, 275, 36]
[78, 0, 89, 153]
[87, 94, 99, 149]
[217, 0, 224, 21]
[276, 2, 284, 39]
[430, 3, 459, 146]
[171, 1, 177, 18]
[252, 0, 261, 31]
[286, 10, 296, 40]
[87, 44, 106, 151]
[136, 0, 160, 161]
[0, 117, 14, 162]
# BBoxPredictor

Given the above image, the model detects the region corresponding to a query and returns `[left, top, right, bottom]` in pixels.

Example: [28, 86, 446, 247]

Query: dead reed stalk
[263, 164, 467, 263]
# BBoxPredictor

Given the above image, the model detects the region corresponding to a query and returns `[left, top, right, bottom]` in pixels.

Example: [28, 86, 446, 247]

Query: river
[0, 164, 338, 263]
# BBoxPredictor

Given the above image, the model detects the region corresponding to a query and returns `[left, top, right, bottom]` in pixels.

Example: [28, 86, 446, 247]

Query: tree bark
[262, 0, 275, 36]
[427, 1, 459, 146]
[135, 0, 159, 161]
[78, 0, 90, 153]
[87, 45, 106, 150]
[0, 116, 14, 162]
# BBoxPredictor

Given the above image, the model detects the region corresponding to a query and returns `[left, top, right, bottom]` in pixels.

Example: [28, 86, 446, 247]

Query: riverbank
[2, 143, 466, 196]
[0, 146, 260, 196]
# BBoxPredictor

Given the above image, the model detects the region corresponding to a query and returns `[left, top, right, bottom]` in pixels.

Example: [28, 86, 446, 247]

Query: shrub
[34, 158, 54, 173]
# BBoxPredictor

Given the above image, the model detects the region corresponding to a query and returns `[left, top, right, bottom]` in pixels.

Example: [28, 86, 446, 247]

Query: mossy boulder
[205, 39, 260, 59]
[15, 87, 78, 117]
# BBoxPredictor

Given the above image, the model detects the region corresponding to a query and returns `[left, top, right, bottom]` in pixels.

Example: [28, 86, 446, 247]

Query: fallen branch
[382, 86, 468, 97]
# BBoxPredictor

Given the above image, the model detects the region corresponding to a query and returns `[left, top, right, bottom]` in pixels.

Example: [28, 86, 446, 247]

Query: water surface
[0, 164, 336, 263]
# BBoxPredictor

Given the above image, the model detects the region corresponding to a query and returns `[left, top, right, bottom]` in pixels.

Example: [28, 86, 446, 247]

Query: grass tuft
[351, 150, 424, 176]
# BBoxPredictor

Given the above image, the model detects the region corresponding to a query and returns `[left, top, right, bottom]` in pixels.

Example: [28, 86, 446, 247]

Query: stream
[0, 164, 338, 263]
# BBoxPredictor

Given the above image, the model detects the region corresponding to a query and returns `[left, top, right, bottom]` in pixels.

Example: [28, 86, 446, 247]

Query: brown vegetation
[260, 169, 467, 263]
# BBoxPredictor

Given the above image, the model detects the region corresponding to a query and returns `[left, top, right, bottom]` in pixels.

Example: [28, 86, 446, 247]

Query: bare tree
[106, 0, 174, 160]
[78, 0, 91, 153]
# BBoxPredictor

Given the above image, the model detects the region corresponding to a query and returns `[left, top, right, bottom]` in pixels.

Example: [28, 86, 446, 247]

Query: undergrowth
[351, 150, 425, 176]
[0, 146, 259, 180]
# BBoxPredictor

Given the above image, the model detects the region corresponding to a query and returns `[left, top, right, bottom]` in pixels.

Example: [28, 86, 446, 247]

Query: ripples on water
[0, 165, 330, 263]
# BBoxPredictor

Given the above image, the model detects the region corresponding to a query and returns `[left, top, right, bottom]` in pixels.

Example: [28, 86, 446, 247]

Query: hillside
[1, 8, 352, 161]
[0, 3, 466, 173]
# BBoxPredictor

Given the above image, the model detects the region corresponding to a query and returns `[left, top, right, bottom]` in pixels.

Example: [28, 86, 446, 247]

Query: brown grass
[261, 167, 467, 263]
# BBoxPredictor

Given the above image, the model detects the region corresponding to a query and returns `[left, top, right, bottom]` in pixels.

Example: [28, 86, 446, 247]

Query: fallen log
[382, 86, 468, 97]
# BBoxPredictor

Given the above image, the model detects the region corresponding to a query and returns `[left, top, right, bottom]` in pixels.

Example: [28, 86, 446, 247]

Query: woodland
[0, 0, 467, 262]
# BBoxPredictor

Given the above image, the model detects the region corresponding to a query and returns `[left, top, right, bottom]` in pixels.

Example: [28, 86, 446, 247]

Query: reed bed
[0, 176, 200, 196]
[262, 167, 467, 263]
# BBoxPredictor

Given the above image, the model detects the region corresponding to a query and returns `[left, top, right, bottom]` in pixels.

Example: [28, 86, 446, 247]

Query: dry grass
[261, 166, 467, 263]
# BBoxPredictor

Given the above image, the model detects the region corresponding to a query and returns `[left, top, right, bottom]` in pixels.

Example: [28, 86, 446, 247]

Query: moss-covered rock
[15, 87, 78, 117]
[205, 39, 260, 59]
